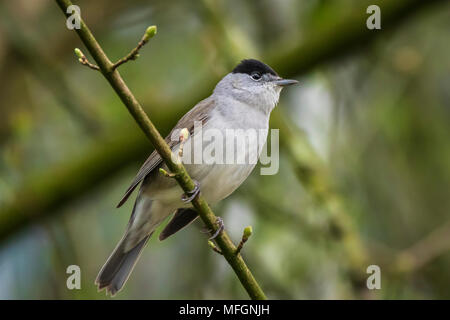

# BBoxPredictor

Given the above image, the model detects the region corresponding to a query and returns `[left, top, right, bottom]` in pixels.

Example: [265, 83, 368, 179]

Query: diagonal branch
[393, 220, 450, 274]
[55, 0, 267, 300]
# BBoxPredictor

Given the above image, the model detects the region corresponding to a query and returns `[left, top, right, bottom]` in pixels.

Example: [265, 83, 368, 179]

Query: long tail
[95, 233, 151, 296]
[96, 194, 156, 296]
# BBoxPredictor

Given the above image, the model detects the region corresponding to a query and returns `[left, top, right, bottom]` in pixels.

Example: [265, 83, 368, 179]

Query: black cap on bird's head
[232, 59, 278, 77]
[232, 59, 298, 87]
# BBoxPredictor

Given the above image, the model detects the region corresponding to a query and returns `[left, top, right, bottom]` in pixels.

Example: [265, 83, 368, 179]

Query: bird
[95, 58, 298, 296]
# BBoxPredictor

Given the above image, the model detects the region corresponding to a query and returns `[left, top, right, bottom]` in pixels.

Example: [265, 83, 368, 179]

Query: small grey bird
[95, 59, 298, 295]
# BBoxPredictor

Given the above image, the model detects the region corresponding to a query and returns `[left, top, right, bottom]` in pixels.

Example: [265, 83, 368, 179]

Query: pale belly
[184, 125, 267, 204]
[187, 162, 257, 204]
[143, 106, 269, 205]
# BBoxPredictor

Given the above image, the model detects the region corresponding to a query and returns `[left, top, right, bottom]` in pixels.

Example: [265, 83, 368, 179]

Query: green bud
[143, 25, 157, 41]
[159, 168, 169, 176]
[74, 48, 84, 59]
[159, 167, 176, 178]
[243, 226, 253, 239]
[208, 240, 216, 249]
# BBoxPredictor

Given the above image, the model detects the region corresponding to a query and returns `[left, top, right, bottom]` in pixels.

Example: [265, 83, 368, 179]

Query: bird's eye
[250, 72, 262, 81]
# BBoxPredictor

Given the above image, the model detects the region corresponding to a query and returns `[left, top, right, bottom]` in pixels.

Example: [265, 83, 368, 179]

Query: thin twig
[111, 26, 156, 70]
[74, 48, 99, 70]
[394, 220, 450, 274]
[158, 128, 189, 177]
[235, 226, 252, 255]
[208, 240, 223, 255]
[55, 0, 267, 300]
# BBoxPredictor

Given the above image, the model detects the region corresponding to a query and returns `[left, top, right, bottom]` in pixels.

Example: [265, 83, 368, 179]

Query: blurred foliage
[0, 0, 449, 299]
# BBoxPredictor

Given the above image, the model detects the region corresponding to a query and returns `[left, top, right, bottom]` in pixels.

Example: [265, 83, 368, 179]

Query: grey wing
[116, 97, 214, 208]
[116, 149, 163, 208]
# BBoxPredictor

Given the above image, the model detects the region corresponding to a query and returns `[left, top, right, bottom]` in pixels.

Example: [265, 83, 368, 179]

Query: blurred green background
[0, 0, 449, 299]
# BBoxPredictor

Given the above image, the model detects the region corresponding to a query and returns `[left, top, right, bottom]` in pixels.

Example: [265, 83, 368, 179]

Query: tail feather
[95, 234, 151, 296]
[96, 193, 172, 296]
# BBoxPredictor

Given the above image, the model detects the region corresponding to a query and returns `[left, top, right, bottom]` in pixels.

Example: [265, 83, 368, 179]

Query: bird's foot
[181, 180, 200, 203]
[209, 217, 224, 240]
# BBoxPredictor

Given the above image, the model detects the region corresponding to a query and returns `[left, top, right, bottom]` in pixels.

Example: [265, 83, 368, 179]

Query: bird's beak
[272, 78, 299, 87]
